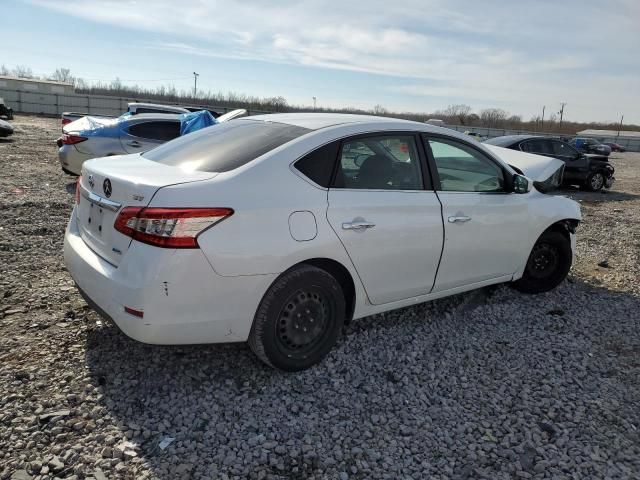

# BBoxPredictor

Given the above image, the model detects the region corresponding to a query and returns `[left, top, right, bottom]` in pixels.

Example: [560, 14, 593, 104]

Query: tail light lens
[114, 207, 233, 248]
[75, 176, 82, 204]
[62, 118, 72, 126]
[61, 133, 88, 145]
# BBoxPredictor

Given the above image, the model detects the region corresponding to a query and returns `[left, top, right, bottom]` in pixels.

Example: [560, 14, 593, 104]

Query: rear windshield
[143, 119, 311, 172]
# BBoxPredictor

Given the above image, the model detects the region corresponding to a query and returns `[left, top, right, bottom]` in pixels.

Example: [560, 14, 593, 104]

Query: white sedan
[64, 113, 581, 371]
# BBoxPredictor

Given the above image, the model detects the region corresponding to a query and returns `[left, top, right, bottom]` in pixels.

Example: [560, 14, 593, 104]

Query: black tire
[585, 172, 605, 191]
[248, 265, 345, 371]
[514, 231, 572, 294]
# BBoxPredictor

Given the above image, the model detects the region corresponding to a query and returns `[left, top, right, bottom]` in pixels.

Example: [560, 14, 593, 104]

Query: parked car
[61, 103, 192, 127]
[603, 142, 626, 152]
[0, 98, 13, 120]
[464, 131, 487, 142]
[64, 113, 581, 371]
[484, 135, 615, 191]
[569, 137, 611, 156]
[0, 118, 13, 137]
[57, 109, 246, 175]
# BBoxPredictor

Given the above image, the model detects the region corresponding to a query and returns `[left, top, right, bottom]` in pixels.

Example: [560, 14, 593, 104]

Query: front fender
[512, 193, 581, 280]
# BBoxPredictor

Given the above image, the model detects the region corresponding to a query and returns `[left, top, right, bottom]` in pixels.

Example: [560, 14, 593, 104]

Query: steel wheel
[514, 230, 573, 294]
[525, 243, 560, 280]
[249, 265, 345, 371]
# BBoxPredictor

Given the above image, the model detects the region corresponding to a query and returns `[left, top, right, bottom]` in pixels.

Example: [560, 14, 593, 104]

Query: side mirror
[512, 174, 530, 194]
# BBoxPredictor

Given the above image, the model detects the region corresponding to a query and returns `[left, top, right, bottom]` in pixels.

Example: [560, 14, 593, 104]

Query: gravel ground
[1, 115, 639, 480]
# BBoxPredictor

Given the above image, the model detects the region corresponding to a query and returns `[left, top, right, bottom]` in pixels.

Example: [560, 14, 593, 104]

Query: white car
[64, 113, 581, 371]
[58, 109, 246, 175]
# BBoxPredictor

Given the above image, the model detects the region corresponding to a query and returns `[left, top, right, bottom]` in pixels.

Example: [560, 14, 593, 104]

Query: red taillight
[62, 118, 72, 126]
[61, 133, 88, 145]
[75, 176, 81, 204]
[114, 207, 233, 248]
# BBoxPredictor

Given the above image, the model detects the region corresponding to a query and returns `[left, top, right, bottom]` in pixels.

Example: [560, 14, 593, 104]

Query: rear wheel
[585, 172, 605, 191]
[514, 231, 572, 294]
[248, 265, 345, 371]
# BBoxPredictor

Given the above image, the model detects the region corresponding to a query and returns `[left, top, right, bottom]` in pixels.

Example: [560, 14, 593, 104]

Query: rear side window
[143, 120, 311, 172]
[520, 139, 552, 155]
[294, 142, 339, 187]
[127, 121, 180, 141]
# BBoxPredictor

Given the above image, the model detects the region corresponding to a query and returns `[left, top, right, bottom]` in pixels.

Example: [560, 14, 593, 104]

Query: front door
[425, 136, 529, 292]
[549, 140, 589, 184]
[326, 133, 444, 305]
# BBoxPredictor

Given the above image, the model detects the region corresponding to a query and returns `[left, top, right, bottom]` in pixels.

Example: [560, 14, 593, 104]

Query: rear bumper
[64, 210, 276, 344]
[58, 145, 91, 175]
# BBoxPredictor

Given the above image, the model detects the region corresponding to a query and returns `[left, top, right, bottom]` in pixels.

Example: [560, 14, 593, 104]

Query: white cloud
[26, 0, 640, 121]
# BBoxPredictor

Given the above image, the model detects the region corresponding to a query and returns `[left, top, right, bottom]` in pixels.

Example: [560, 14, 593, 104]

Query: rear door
[121, 120, 181, 153]
[424, 135, 529, 292]
[326, 133, 444, 305]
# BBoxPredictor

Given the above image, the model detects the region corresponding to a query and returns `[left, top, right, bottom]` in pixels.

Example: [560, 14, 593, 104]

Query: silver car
[57, 109, 246, 175]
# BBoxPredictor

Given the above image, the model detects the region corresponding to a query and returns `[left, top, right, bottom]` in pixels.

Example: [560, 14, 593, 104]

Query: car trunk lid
[77, 154, 217, 266]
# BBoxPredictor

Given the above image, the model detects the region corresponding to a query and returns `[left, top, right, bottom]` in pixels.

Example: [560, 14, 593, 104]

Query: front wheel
[585, 172, 605, 191]
[248, 265, 345, 371]
[513, 231, 572, 294]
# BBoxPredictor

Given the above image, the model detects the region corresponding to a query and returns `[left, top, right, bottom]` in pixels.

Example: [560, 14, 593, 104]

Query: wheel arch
[544, 218, 580, 241]
[297, 258, 357, 323]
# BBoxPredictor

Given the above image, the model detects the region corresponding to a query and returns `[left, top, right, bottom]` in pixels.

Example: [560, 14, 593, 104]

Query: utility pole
[616, 114, 624, 141]
[193, 72, 199, 99]
[558, 102, 566, 129]
[541, 105, 545, 130]
[312, 96, 317, 111]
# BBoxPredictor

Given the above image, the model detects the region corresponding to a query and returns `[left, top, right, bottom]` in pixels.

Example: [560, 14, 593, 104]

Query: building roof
[577, 129, 640, 138]
[0, 75, 73, 87]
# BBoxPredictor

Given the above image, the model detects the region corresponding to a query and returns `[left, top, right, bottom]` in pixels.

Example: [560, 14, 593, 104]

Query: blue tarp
[69, 110, 218, 139]
[179, 110, 217, 135]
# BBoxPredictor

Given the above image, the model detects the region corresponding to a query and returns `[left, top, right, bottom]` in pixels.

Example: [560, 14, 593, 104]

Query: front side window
[127, 121, 180, 141]
[551, 140, 579, 158]
[333, 135, 423, 190]
[427, 138, 504, 192]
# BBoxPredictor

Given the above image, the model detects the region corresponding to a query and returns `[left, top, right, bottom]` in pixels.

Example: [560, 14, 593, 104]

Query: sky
[4, 0, 640, 123]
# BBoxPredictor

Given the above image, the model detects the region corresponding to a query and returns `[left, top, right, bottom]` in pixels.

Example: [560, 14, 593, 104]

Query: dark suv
[484, 135, 615, 191]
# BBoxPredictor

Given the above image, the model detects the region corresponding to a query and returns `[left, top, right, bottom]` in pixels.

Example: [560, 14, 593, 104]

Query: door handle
[127, 140, 142, 147]
[448, 216, 471, 223]
[342, 221, 376, 230]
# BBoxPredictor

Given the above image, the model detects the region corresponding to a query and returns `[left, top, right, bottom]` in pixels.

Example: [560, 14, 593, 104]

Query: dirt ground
[0, 115, 638, 480]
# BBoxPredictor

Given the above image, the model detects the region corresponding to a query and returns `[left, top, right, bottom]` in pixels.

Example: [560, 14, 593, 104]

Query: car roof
[484, 134, 544, 146]
[128, 102, 189, 111]
[126, 113, 183, 121]
[246, 112, 424, 130]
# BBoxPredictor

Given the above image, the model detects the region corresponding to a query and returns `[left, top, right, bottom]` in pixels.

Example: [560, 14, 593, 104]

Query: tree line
[1, 64, 635, 134]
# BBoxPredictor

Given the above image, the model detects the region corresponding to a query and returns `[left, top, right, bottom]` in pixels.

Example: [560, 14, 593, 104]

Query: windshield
[143, 119, 311, 172]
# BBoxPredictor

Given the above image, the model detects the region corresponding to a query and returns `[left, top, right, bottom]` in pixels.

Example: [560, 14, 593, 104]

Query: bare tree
[13, 65, 33, 78]
[479, 108, 508, 128]
[372, 104, 388, 115]
[51, 68, 75, 84]
[442, 104, 473, 125]
[0, 64, 9, 76]
[110, 77, 123, 91]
